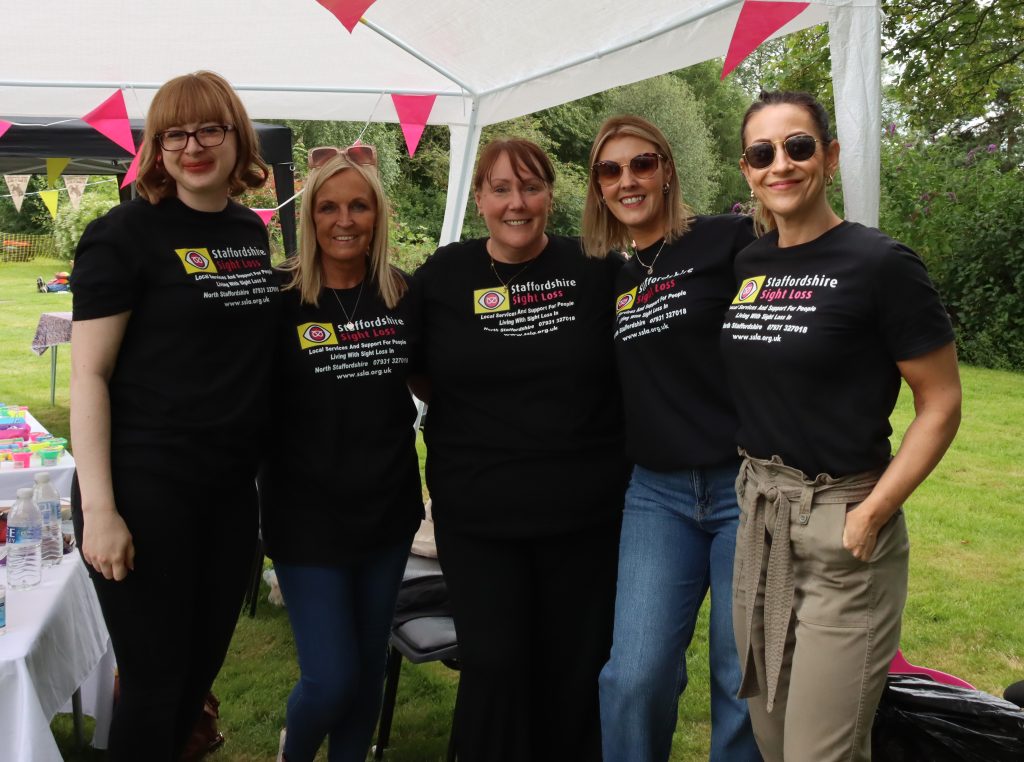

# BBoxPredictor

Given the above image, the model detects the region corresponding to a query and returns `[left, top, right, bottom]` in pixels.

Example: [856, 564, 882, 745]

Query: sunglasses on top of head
[307, 144, 378, 170]
[591, 153, 666, 185]
[741, 134, 820, 170]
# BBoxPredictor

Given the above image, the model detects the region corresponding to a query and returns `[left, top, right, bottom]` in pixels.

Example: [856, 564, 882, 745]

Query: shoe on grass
[36, 276, 46, 293]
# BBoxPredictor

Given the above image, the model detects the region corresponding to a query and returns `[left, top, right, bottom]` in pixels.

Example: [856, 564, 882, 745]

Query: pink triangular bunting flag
[721, 1, 810, 80]
[316, 0, 376, 33]
[252, 208, 277, 226]
[83, 90, 137, 155]
[0, 121, 11, 141]
[391, 94, 437, 156]
[120, 151, 142, 188]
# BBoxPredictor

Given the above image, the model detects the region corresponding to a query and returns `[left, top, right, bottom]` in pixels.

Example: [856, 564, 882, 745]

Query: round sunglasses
[592, 153, 665, 185]
[741, 135, 820, 169]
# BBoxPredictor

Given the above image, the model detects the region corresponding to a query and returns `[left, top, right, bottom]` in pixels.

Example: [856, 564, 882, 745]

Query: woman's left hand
[843, 502, 885, 561]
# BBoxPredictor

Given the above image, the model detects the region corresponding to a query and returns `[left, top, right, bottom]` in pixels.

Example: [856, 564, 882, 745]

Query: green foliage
[0, 175, 56, 235]
[884, 0, 1024, 144]
[880, 135, 1024, 369]
[595, 75, 721, 214]
[51, 179, 119, 261]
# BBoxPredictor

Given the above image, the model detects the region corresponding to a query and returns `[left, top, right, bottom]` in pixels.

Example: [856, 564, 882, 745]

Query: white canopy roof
[1, 0, 881, 241]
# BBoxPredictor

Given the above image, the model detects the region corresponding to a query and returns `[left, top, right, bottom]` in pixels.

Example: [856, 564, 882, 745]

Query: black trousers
[72, 463, 258, 762]
[435, 517, 621, 762]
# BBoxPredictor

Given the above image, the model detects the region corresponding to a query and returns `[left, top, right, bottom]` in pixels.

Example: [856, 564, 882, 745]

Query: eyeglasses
[591, 153, 665, 185]
[157, 125, 233, 151]
[308, 144, 378, 170]
[741, 135, 820, 169]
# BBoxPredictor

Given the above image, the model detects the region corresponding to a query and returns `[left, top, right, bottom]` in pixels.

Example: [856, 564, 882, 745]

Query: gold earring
[749, 189, 755, 199]
[826, 173, 835, 186]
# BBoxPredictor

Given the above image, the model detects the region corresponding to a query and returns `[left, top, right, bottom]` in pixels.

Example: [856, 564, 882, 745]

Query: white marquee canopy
[1, 0, 882, 242]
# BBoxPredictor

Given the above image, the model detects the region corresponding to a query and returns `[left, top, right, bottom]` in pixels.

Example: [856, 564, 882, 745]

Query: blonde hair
[135, 71, 268, 203]
[279, 153, 406, 309]
[581, 115, 693, 258]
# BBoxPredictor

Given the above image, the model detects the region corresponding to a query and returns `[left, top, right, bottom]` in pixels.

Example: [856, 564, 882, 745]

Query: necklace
[632, 238, 667, 275]
[489, 256, 535, 289]
[329, 280, 364, 331]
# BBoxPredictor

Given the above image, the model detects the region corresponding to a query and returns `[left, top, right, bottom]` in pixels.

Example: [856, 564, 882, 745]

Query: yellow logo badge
[732, 276, 766, 305]
[473, 287, 510, 314]
[615, 287, 638, 313]
[296, 322, 339, 350]
[175, 248, 218, 274]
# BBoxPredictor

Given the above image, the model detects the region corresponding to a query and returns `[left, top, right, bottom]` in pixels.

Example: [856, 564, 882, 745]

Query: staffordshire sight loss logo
[174, 247, 218, 275]
[473, 287, 510, 314]
[615, 286, 638, 313]
[732, 275, 766, 305]
[296, 322, 339, 350]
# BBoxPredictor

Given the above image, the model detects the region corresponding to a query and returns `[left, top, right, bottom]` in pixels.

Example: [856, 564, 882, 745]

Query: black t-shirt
[720, 221, 954, 478]
[614, 215, 755, 470]
[260, 273, 424, 565]
[416, 235, 629, 537]
[71, 197, 278, 474]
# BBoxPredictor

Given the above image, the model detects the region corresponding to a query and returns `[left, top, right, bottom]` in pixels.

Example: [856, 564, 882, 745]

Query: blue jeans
[599, 463, 761, 762]
[275, 539, 411, 762]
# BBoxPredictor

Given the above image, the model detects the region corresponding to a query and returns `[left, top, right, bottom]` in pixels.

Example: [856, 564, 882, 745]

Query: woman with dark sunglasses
[583, 115, 761, 762]
[415, 138, 628, 761]
[722, 91, 961, 762]
[261, 146, 423, 762]
[69, 71, 277, 761]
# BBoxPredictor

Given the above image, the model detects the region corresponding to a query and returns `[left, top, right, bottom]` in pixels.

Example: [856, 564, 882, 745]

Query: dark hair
[740, 91, 835, 235]
[136, 71, 269, 203]
[472, 138, 555, 192]
[740, 90, 834, 150]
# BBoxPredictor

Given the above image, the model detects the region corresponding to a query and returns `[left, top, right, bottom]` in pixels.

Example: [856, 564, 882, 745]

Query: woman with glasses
[261, 145, 423, 762]
[722, 91, 961, 762]
[583, 115, 761, 762]
[416, 138, 628, 761]
[69, 71, 277, 761]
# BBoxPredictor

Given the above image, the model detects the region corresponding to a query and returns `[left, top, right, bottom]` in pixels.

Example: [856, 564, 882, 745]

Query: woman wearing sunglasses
[416, 138, 628, 761]
[262, 145, 423, 762]
[723, 91, 961, 762]
[69, 71, 277, 761]
[583, 115, 760, 762]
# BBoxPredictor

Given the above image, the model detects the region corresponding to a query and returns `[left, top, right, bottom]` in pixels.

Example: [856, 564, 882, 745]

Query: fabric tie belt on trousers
[735, 453, 883, 712]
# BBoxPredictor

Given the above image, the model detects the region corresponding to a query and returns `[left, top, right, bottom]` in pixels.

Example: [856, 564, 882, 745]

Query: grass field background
[2, 258, 1021, 761]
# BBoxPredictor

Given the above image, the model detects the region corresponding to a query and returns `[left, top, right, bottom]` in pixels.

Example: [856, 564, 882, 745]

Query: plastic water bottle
[6, 487, 42, 590]
[33, 472, 63, 567]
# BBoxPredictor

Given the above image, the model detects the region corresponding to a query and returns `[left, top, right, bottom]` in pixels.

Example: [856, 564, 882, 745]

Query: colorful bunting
[39, 189, 60, 219]
[315, 0, 376, 33]
[46, 158, 70, 188]
[0, 121, 11, 141]
[251, 208, 277, 226]
[721, 1, 810, 80]
[121, 151, 142, 189]
[391, 94, 437, 157]
[64, 175, 89, 210]
[4, 175, 31, 213]
[82, 90, 137, 155]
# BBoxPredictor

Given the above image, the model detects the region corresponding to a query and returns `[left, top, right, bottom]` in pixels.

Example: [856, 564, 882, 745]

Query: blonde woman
[262, 146, 423, 762]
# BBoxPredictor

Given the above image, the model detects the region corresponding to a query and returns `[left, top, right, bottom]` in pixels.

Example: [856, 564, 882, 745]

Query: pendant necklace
[489, 256, 535, 290]
[632, 238, 667, 275]
[329, 279, 364, 331]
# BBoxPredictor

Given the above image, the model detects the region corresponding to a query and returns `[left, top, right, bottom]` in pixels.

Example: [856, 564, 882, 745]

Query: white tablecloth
[0, 558, 114, 761]
[0, 411, 75, 500]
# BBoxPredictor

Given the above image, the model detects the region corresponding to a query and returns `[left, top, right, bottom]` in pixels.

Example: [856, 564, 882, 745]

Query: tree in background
[51, 179, 119, 260]
[0, 175, 55, 236]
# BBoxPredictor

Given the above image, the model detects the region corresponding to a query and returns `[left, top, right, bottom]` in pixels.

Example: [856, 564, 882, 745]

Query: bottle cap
[34, 472, 51, 483]
[16, 487, 32, 498]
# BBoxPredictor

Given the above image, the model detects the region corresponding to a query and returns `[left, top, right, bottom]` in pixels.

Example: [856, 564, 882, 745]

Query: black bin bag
[873, 674, 1024, 761]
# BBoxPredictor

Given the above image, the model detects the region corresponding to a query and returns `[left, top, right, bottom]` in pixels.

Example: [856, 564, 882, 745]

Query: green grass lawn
[2, 257, 1021, 761]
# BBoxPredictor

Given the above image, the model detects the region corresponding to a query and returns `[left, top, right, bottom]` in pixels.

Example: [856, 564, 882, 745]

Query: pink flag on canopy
[120, 151, 142, 189]
[315, 0, 376, 33]
[0, 121, 11, 141]
[251, 209, 277, 226]
[721, 1, 810, 80]
[82, 90, 138, 155]
[391, 94, 437, 157]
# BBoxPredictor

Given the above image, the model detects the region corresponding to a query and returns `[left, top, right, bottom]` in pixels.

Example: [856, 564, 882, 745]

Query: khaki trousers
[732, 453, 909, 762]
